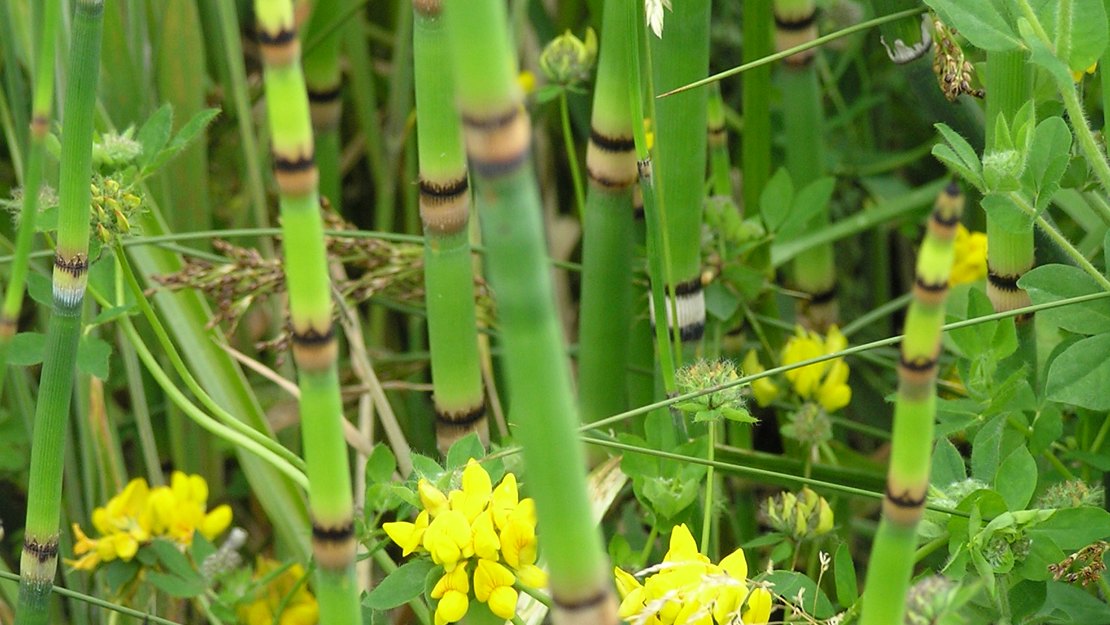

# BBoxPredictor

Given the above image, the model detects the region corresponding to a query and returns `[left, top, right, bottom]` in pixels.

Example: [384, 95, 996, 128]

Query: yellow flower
[950, 224, 987, 286]
[489, 472, 519, 530]
[742, 349, 780, 407]
[448, 459, 492, 522]
[423, 510, 474, 571]
[68, 473, 230, 572]
[517, 70, 536, 96]
[612, 523, 774, 625]
[781, 325, 851, 413]
[499, 500, 538, 569]
[471, 510, 501, 561]
[419, 480, 450, 518]
[384, 510, 430, 556]
[238, 557, 319, 625]
[431, 566, 470, 625]
[473, 559, 518, 619]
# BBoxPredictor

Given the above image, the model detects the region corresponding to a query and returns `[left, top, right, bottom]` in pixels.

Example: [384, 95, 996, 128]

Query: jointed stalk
[0, 0, 60, 399]
[442, 1, 617, 622]
[776, 0, 838, 330]
[254, 1, 361, 622]
[578, 0, 637, 423]
[412, 0, 487, 453]
[303, 0, 347, 210]
[858, 183, 963, 625]
[17, 2, 103, 623]
[649, 0, 711, 350]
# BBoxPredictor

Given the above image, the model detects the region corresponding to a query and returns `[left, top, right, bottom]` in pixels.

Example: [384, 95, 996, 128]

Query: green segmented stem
[741, 0, 772, 217]
[578, 0, 637, 423]
[412, 0, 487, 453]
[858, 183, 963, 625]
[0, 0, 61, 397]
[254, 1, 361, 622]
[649, 0, 710, 346]
[442, 1, 617, 621]
[984, 50, 1034, 317]
[16, 2, 102, 624]
[303, 0, 346, 210]
[776, 0, 838, 331]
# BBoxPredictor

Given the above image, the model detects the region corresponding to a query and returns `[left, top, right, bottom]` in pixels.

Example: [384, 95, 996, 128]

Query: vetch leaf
[760, 168, 794, 233]
[833, 542, 858, 606]
[363, 558, 436, 610]
[136, 104, 174, 169]
[778, 176, 835, 241]
[1019, 264, 1110, 335]
[27, 272, 53, 308]
[1023, 117, 1073, 211]
[925, 0, 1022, 51]
[77, 335, 112, 379]
[994, 445, 1037, 510]
[1029, 507, 1110, 550]
[931, 436, 966, 487]
[9, 332, 45, 366]
[934, 123, 984, 188]
[1045, 334, 1110, 410]
[445, 432, 485, 469]
[971, 415, 1006, 481]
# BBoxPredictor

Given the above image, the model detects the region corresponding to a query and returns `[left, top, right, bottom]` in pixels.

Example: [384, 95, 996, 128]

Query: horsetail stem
[0, 0, 61, 396]
[984, 50, 1034, 318]
[254, 1, 361, 621]
[578, 0, 637, 423]
[16, 2, 102, 624]
[858, 182, 963, 625]
[303, 0, 346, 210]
[776, 0, 838, 331]
[412, 0, 487, 453]
[442, 2, 617, 622]
[741, 0, 772, 217]
[649, 0, 711, 347]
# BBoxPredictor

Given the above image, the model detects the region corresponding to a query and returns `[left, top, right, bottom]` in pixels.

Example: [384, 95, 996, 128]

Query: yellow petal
[516, 564, 548, 590]
[663, 524, 702, 562]
[490, 473, 519, 529]
[201, 504, 233, 540]
[461, 459, 492, 499]
[487, 585, 519, 620]
[473, 558, 515, 602]
[435, 590, 469, 625]
[431, 566, 471, 599]
[614, 567, 642, 598]
[419, 480, 451, 517]
[471, 510, 501, 561]
[742, 587, 773, 624]
[279, 601, 319, 625]
[718, 547, 748, 580]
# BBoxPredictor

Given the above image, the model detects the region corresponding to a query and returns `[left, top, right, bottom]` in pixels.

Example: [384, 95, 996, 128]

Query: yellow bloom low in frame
[238, 557, 319, 625]
[69, 472, 232, 571]
[382, 459, 548, 625]
[614, 524, 773, 625]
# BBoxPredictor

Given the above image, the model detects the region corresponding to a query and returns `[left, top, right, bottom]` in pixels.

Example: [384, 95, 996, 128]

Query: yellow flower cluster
[383, 460, 547, 625]
[950, 224, 987, 286]
[238, 557, 319, 625]
[780, 325, 851, 413]
[615, 524, 773, 625]
[70, 472, 232, 571]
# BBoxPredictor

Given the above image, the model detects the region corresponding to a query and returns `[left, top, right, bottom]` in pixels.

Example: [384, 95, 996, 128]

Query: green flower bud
[903, 575, 958, 625]
[761, 487, 834, 540]
[539, 28, 597, 86]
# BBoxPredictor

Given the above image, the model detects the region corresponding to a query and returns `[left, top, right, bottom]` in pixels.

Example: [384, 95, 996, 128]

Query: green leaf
[1045, 334, 1110, 410]
[931, 436, 967, 487]
[934, 123, 983, 188]
[446, 432, 485, 469]
[102, 559, 141, 594]
[90, 304, 139, 327]
[762, 571, 835, 618]
[924, 0, 1022, 51]
[932, 144, 981, 190]
[363, 558, 436, 610]
[410, 453, 444, 481]
[971, 415, 1006, 481]
[1039, 580, 1110, 622]
[365, 443, 397, 484]
[26, 272, 52, 308]
[1030, 406, 1063, 455]
[150, 539, 203, 582]
[1019, 264, 1110, 335]
[981, 193, 1031, 232]
[77, 335, 112, 379]
[993, 446, 1037, 510]
[720, 406, 756, 424]
[1009, 579, 1047, 622]
[760, 168, 794, 233]
[778, 176, 835, 241]
[833, 542, 858, 606]
[148, 570, 205, 598]
[9, 332, 45, 366]
[1023, 117, 1073, 211]
[1040, 0, 1109, 73]
[136, 104, 174, 169]
[144, 108, 220, 175]
[1020, 19, 1074, 89]
[1029, 507, 1110, 550]
[704, 282, 740, 321]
